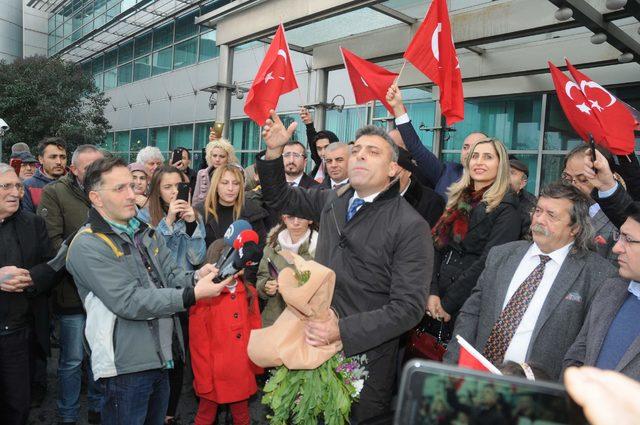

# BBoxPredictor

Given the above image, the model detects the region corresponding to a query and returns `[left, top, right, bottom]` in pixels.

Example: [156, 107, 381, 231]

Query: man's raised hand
[263, 109, 298, 159]
[386, 84, 406, 118]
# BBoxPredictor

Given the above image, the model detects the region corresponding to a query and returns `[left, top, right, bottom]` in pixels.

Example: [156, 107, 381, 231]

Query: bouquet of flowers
[262, 351, 368, 425]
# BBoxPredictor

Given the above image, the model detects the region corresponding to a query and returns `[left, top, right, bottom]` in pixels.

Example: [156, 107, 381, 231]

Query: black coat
[517, 189, 537, 239]
[592, 183, 634, 229]
[0, 210, 61, 354]
[432, 191, 521, 315]
[403, 177, 446, 227]
[257, 156, 433, 421]
[298, 172, 321, 189]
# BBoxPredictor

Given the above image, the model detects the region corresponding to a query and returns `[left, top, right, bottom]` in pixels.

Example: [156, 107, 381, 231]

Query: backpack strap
[67, 227, 124, 260]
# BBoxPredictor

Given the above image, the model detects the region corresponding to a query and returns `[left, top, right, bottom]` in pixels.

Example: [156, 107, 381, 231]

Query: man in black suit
[282, 141, 320, 189]
[0, 163, 61, 424]
[257, 111, 432, 423]
[564, 149, 640, 380]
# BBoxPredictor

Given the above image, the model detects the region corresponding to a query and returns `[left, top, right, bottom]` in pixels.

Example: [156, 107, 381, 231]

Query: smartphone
[171, 148, 183, 166]
[267, 258, 280, 280]
[177, 182, 190, 202]
[395, 360, 586, 425]
[9, 158, 22, 175]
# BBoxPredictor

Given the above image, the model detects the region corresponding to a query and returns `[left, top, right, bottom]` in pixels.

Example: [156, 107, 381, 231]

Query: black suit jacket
[402, 177, 445, 227]
[298, 173, 321, 189]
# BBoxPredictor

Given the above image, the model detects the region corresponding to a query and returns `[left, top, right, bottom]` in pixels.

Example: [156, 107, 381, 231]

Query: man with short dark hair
[300, 107, 339, 182]
[0, 163, 60, 424]
[258, 111, 433, 422]
[66, 156, 229, 424]
[22, 137, 67, 213]
[38, 144, 104, 424]
[509, 158, 537, 239]
[282, 141, 319, 189]
[170, 147, 197, 194]
[445, 183, 618, 379]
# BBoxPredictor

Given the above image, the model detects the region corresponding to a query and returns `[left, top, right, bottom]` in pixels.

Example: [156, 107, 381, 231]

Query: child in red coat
[189, 276, 263, 425]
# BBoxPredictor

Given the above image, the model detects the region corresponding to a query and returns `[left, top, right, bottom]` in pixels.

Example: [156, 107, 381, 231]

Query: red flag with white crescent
[403, 0, 464, 125]
[565, 59, 636, 155]
[340, 47, 398, 114]
[548, 62, 607, 146]
[244, 24, 298, 125]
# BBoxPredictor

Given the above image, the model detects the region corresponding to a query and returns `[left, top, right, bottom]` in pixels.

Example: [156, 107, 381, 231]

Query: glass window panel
[174, 10, 199, 42]
[150, 127, 169, 152]
[95, 0, 107, 14]
[121, 0, 136, 12]
[102, 132, 114, 150]
[91, 55, 103, 73]
[115, 131, 130, 152]
[48, 17, 55, 33]
[199, 30, 218, 62]
[153, 22, 174, 51]
[195, 122, 214, 150]
[325, 107, 368, 143]
[93, 72, 103, 91]
[104, 68, 117, 90]
[379, 96, 437, 151]
[449, 94, 542, 151]
[170, 124, 194, 150]
[543, 94, 583, 152]
[173, 37, 197, 69]
[134, 31, 152, 57]
[94, 12, 106, 28]
[117, 62, 132, 86]
[72, 29, 82, 42]
[152, 47, 173, 76]
[540, 154, 565, 190]
[104, 48, 117, 69]
[81, 61, 92, 74]
[130, 128, 148, 157]
[106, 3, 119, 20]
[229, 119, 261, 167]
[281, 114, 307, 146]
[133, 55, 151, 81]
[118, 40, 133, 64]
[82, 21, 93, 37]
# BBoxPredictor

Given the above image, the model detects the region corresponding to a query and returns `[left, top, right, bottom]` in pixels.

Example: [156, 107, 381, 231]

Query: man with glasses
[0, 163, 61, 424]
[282, 141, 320, 189]
[564, 149, 640, 380]
[562, 145, 617, 261]
[65, 156, 231, 425]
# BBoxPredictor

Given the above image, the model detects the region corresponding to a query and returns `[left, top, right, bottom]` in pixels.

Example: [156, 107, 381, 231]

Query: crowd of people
[1, 83, 640, 425]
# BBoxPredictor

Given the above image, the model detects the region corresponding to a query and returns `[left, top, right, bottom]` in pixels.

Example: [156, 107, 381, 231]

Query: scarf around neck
[432, 186, 488, 250]
[277, 229, 311, 254]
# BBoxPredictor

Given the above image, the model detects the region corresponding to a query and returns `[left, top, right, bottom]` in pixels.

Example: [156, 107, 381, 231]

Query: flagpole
[456, 335, 503, 375]
[394, 59, 408, 86]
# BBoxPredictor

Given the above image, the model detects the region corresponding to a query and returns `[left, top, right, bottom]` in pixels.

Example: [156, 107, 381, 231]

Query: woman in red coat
[189, 276, 263, 425]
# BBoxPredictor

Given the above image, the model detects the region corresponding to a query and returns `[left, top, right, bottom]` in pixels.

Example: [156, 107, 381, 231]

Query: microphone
[216, 220, 253, 268]
[233, 229, 260, 250]
[214, 241, 262, 284]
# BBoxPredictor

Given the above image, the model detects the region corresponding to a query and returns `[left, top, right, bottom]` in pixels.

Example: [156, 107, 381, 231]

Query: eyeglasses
[613, 229, 640, 246]
[283, 152, 306, 159]
[561, 172, 589, 186]
[0, 182, 24, 191]
[95, 183, 136, 193]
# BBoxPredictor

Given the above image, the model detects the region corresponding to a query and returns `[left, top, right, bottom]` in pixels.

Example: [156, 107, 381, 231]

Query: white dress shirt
[502, 242, 574, 363]
[286, 173, 304, 187]
[331, 178, 349, 189]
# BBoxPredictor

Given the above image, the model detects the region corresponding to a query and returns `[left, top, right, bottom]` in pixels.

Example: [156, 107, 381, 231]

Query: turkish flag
[456, 335, 502, 374]
[549, 62, 606, 146]
[244, 24, 298, 125]
[340, 47, 398, 114]
[565, 59, 636, 155]
[403, 0, 464, 125]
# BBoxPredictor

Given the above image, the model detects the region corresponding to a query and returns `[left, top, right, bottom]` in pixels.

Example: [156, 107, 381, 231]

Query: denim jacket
[137, 208, 207, 271]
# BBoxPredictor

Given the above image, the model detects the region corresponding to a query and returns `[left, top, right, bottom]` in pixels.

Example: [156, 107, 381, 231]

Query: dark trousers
[102, 369, 170, 425]
[166, 357, 184, 417]
[0, 328, 31, 425]
[351, 342, 398, 424]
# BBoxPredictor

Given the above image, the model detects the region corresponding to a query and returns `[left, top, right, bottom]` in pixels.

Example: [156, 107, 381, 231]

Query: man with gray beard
[444, 183, 618, 379]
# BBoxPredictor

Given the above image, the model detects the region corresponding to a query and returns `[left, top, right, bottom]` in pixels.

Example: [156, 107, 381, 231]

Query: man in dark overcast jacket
[257, 111, 433, 423]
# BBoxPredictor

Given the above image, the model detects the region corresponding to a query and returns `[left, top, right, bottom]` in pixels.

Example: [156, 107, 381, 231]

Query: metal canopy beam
[369, 4, 417, 25]
[548, 0, 640, 63]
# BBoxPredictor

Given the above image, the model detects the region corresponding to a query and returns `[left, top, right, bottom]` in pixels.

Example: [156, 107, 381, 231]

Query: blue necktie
[346, 198, 366, 222]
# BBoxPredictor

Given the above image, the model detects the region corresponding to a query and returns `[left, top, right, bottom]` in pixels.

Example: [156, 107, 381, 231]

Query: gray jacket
[592, 209, 617, 263]
[66, 208, 196, 380]
[444, 240, 618, 380]
[564, 277, 640, 380]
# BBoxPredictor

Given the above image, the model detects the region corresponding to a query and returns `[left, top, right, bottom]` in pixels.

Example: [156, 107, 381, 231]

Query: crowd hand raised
[263, 109, 298, 160]
[193, 271, 230, 300]
[264, 279, 278, 296]
[166, 199, 189, 226]
[564, 367, 640, 425]
[305, 308, 340, 347]
[300, 107, 313, 125]
[386, 84, 406, 118]
[583, 148, 617, 192]
[180, 202, 196, 223]
[0, 266, 33, 293]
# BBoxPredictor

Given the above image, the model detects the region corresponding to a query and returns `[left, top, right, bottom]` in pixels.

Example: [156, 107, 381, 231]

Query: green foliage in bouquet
[261, 352, 367, 425]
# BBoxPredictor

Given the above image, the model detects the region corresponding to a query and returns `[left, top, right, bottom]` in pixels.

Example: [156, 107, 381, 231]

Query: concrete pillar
[216, 44, 234, 139]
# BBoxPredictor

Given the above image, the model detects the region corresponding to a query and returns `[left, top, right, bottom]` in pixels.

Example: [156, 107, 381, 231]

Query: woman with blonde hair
[195, 164, 268, 283]
[427, 138, 520, 327]
[192, 139, 240, 206]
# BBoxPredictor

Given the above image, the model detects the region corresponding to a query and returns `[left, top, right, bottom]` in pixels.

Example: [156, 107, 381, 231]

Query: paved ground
[29, 346, 270, 425]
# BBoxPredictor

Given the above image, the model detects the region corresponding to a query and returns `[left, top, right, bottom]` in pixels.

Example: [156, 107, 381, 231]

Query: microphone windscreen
[233, 229, 260, 250]
[234, 241, 262, 268]
[223, 220, 252, 247]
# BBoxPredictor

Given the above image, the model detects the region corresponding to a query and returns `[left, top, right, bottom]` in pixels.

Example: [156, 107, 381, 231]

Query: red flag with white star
[340, 47, 398, 114]
[244, 24, 298, 125]
[565, 59, 636, 155]
[548, 62, 606, 147]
